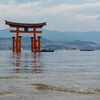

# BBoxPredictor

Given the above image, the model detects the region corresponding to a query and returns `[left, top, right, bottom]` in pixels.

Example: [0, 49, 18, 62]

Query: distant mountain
[76, 31, 100, 43]
[0, 28, 100, 43]
[42, 29, 76, 41]
[42, 30, 100, 43]
[0, 28, 10, 37]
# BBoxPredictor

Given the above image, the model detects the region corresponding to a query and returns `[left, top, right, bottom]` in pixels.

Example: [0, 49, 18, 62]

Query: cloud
[0, 0, 100, 31]
[0, 1, 41, 17]
[45, 2, 100, 14]
[1, 1, 100, 17]
[95, 16, 100, 20]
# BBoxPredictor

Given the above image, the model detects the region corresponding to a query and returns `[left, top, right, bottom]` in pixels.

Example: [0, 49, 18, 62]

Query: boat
[34, 49, 54, 52]
[80, 49, 94, 51]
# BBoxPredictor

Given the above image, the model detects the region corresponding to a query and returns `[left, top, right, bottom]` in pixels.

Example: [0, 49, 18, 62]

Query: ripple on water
[27, 83, 99, 94]
[0, 76, 31, 80]
[0, 92, 13, 96]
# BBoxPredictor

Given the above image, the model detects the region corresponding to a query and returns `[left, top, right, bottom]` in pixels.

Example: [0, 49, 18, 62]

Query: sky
[0, 0, 100, 32]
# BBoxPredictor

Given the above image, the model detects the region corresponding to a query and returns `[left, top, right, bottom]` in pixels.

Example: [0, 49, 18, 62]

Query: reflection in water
[31, 52, 41, 73]
[12, 53, 21, 73]
[12, 52, 42, 74]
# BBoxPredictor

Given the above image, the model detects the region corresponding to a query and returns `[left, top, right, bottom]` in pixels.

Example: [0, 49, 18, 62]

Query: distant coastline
[0, 37, 99, 50]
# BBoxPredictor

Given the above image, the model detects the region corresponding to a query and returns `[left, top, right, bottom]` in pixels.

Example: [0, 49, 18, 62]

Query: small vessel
[34, 49, 54, 52]
[80, 49, 94, 51]
[72, 47, 80, 51]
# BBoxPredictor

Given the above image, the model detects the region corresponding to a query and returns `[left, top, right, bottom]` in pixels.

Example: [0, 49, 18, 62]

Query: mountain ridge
[0, 28, 100, 43]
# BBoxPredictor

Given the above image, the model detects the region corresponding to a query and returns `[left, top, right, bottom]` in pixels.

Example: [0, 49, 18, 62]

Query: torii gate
[5, 20, 46, 52]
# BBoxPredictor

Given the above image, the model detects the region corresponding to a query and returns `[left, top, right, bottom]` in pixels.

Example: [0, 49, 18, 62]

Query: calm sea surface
[0, 50, 100, 100]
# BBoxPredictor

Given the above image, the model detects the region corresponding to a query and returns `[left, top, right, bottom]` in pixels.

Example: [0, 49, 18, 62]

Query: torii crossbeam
[5, 20, 46, 52]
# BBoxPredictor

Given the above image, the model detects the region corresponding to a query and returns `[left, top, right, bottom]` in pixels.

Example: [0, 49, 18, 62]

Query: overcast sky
[0, 0, 100, 32]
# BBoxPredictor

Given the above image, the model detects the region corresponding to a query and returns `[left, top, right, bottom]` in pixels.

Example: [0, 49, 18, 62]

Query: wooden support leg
[31, 37, 34, 52]
[33, 28, 37, 50]
[18, 36, 22, 52]
[16, 27, 19, 52]
[37, 36, 41, 51]
[34, 33, 36, 50]
[12, 37, 15, 52]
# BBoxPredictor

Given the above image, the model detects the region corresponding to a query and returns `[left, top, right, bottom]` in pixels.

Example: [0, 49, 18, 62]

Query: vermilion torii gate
[5, 20, 46, 52]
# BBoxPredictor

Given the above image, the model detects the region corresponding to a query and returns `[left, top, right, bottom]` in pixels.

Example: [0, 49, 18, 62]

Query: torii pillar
[12, 36, 22, 52]
[5, 20, 46, 53]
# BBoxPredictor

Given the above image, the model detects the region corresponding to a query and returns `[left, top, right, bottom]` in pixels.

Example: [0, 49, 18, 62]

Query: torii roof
[5, 20, 46, 28]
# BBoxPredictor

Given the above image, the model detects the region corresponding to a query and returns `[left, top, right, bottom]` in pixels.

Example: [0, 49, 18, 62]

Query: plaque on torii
[5, 20, 46, 52]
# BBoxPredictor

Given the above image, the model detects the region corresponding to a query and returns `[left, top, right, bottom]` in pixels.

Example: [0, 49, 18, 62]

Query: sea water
[0, 50, 100, 100]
